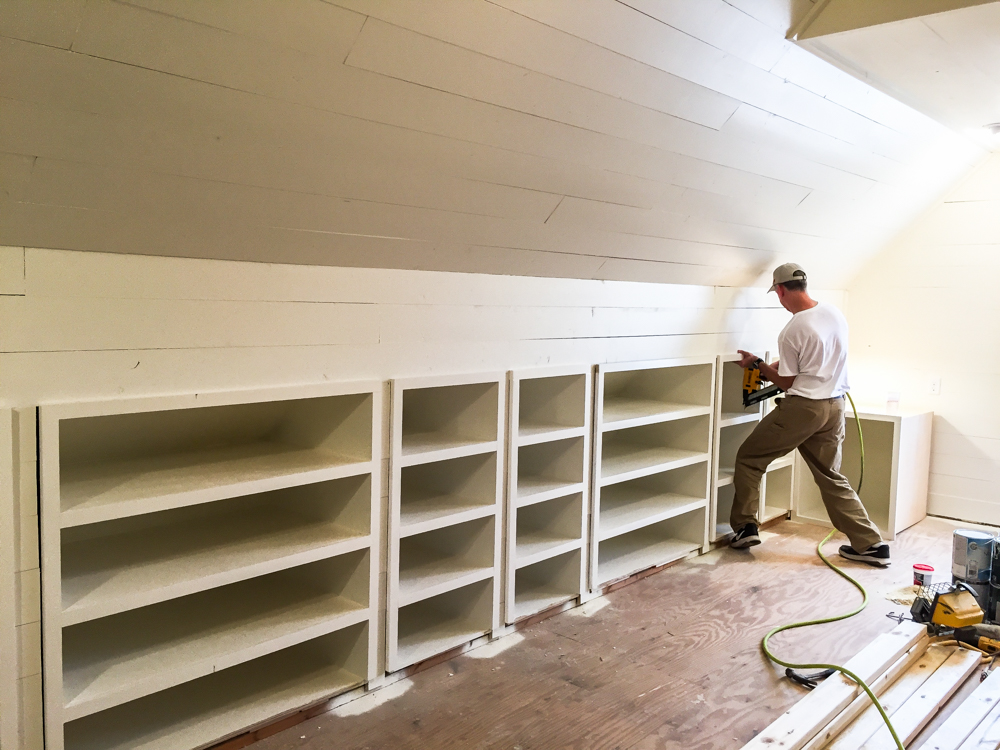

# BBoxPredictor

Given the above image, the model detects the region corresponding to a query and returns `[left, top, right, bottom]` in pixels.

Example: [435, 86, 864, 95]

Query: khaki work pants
[730, 395, 883, 551]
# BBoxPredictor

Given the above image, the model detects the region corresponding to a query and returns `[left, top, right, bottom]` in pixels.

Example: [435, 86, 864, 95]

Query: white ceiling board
[0, 0, 86, 50]
[793, 0, 997, 38]
[327, 0, 741, 126]
[796, 2, 1000, 147]
[0, 0, 988, 287]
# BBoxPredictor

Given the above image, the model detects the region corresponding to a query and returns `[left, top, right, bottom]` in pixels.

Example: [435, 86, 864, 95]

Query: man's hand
[736, 350, 760, 369]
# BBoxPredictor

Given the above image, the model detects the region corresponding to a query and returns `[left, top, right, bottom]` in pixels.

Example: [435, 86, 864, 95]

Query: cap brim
[767, 283, 778, 293]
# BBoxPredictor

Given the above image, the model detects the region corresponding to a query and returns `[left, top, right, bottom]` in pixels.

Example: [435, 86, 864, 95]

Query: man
[729, 263, 889, 567]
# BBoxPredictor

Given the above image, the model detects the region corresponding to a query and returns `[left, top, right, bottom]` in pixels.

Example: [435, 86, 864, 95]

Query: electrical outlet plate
[930, 377, 941, 395]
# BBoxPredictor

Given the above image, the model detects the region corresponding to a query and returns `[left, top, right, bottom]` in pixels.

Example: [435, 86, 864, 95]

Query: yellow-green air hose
[760, 392, 908, 750]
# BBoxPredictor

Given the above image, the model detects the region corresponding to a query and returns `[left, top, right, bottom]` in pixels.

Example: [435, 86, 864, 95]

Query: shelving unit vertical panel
[710, 354, 764, 542]
[505, 366, 591, 625]
[388, 372, 505, 673]
[38, 381, 383, 750]
[0, 408, 17, 750]
[591, 357, 715, 591]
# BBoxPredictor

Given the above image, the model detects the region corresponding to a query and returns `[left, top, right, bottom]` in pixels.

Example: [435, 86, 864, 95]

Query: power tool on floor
[910, 581, 985, 634]
[742, 361, 783, 408]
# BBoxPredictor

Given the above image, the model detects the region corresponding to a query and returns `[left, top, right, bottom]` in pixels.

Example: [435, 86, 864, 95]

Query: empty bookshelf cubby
[38, 382, 382, 750]
[600, 416, 711, 485]
[601, 361, 713, 430]
[398, 452, 497, 536]
[596, 509, 706, 586]
[516, 436, 585, 504]
[762, 461, 793, 524]
[389, 373, 504, 671]
[505, 367, 591, 624]
[399, 381, 500, 463]
[63, 624, 370, 750]
[512, 550, 582, 622]
[593, 358, 714, 589]
[714, 484, 736, 540]
[397, 516, 495, 606]
[714, 421, 757, 489]
[394, 579, 495, 672]
[598, 463, 708, 543]
[515, 493, 583, 568]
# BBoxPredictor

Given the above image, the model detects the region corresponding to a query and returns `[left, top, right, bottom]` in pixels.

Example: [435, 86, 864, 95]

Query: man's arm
[736, 350, 796, 392]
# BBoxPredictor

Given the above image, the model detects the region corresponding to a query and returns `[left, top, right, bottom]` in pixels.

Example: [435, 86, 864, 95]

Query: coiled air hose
[760, 392, 908, 750]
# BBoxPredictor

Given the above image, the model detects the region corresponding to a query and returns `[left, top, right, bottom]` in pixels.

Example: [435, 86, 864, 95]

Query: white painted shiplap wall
[847, 151, 1000, 525]
[0, 0, 984, 288]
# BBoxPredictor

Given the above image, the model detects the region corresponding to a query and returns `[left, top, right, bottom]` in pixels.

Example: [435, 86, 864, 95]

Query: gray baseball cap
[768, 263, 807, 292]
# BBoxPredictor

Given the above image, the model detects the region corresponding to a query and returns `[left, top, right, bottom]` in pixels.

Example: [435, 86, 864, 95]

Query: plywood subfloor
[249, 517, 977, 750]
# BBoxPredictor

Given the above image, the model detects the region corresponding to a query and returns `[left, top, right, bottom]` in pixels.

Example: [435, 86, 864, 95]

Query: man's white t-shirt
[777, 302, 850, 399]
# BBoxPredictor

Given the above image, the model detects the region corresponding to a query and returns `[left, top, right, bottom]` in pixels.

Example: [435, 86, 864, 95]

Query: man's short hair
[780, 279, 807, 292]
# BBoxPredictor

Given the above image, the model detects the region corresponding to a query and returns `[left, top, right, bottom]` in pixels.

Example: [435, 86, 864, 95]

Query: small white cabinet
[793, 407, 932, 540]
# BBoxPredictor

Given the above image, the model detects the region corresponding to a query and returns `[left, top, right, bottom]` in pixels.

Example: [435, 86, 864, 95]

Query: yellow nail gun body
[742, 362, 783, 408]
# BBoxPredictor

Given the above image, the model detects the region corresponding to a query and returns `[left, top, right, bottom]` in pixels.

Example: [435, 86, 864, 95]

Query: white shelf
[512, 587, 575, 621]
[512, 548, 581, 621]
[398, 451, 498, 536]
[767, 456, 794, 472]
[516, 436, 584, 501]
[517, 373, 587, 444]
[602, 399, 711, 430]
[714, 522, 734, 540]
[516, 479, 585, 506]
[762, 507, 790, 523]
[716, 469, 734, 487]
[61, 554, 369, 721]
[597, 536, 701, 586]
[399, 494, 495, 537]
[719, 412, 760, 428]
[60, 446, 370, 529]
[56, 391, 374, 528]
[517, 423, 586, 446]
[515, 534, 581, 569]
[398, 381, 499, 465]
[399, 436, 497, 466]
[394, 580, 493, 670]
[601, 445, 706, 485]
[61, 491, 369, 626]
[600, 491, 707, 541]
[63, 626, 369, 750]
[398, 552, 493, 607]
[397, 516, 495, 607]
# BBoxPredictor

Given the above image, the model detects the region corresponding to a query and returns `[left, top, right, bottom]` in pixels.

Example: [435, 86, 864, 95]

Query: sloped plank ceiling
[0, 0, 987, 287]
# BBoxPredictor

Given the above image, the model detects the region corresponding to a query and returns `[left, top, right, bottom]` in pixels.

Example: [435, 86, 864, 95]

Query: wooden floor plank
[248, 518, 966, 750]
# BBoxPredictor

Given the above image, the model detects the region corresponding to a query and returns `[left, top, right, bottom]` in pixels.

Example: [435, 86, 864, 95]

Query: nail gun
[742, 361, 783, 408]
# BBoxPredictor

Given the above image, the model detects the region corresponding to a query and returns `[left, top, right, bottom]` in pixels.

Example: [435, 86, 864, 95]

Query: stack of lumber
[743, 622, 992, 750]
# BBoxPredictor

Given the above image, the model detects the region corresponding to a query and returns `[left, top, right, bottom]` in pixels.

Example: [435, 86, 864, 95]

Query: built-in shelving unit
[591, 358, 714, 589]
[39, 383, 382, 750]
[388, 373, 504, 671]
[505, 367, 590, 624]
